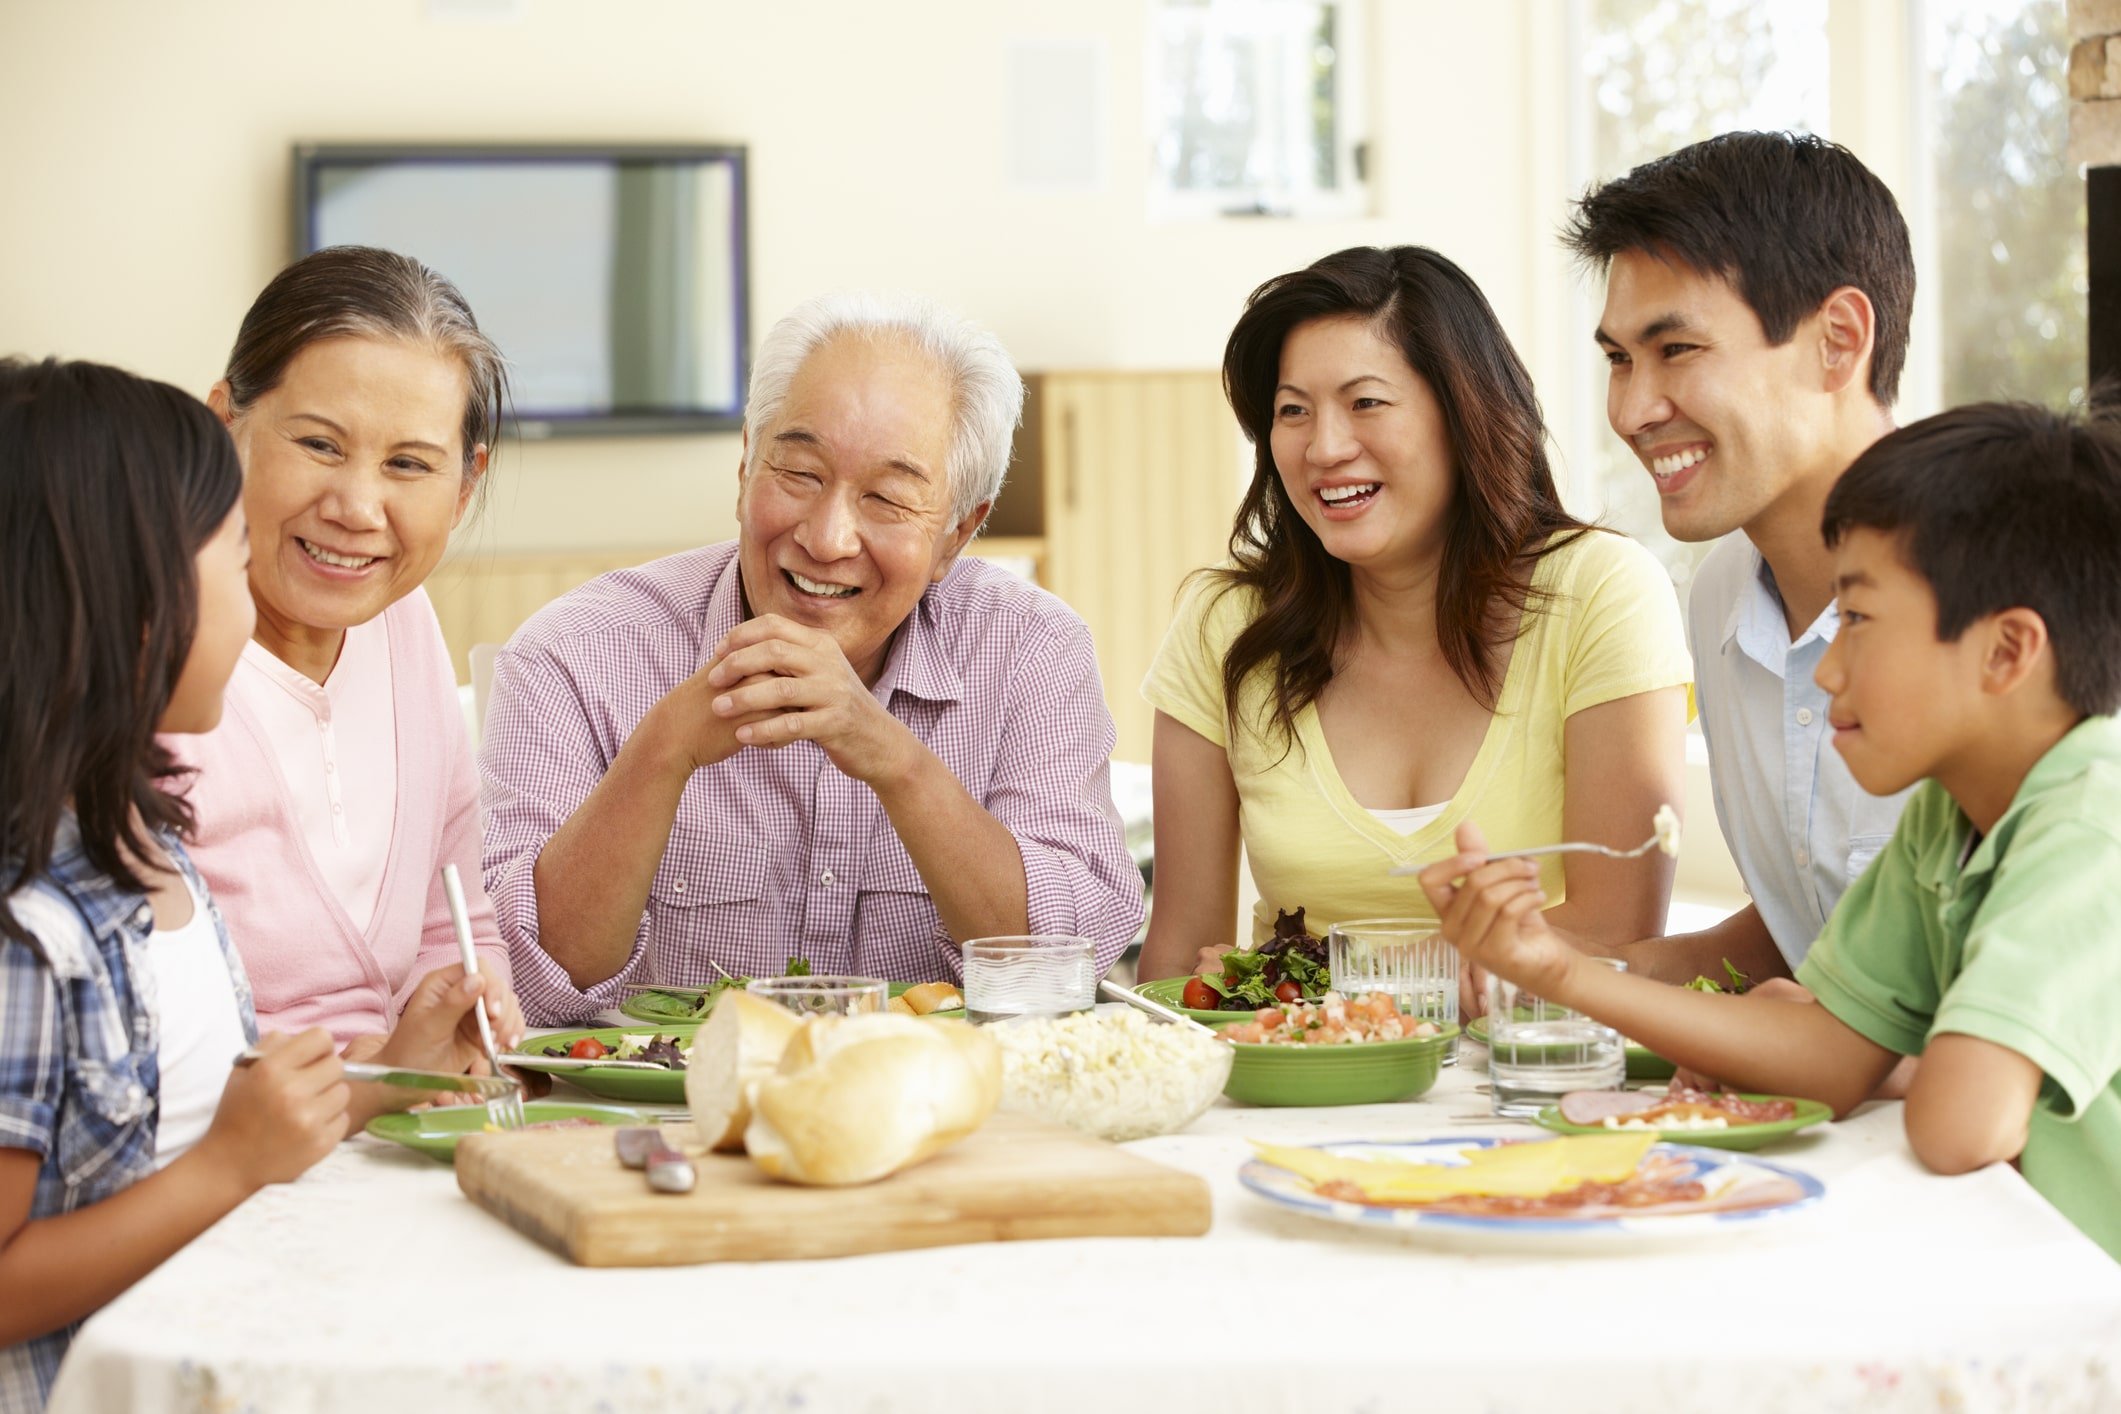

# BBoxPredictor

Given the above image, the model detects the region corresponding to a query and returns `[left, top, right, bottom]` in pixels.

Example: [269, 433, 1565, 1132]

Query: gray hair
[223, 246, 509, 503]
[744, 292, 1024, 526]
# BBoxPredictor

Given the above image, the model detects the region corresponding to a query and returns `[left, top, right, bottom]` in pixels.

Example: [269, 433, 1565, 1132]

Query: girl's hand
[198, 1028, 349, 1191]
[1417, 822, 1573, 998]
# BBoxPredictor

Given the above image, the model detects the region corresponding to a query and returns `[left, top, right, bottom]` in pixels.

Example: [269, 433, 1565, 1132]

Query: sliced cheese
[1252, 1132, 1657, 1203]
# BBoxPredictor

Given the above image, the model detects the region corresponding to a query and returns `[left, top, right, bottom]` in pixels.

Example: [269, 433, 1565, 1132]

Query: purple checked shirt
[479, 543, 1144, 1024]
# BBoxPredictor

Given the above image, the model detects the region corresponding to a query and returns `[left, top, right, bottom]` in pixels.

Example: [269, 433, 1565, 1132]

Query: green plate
[618, 980, 965, 1024]
[1533, 1093, 1832, 1151]
[1465, 1013, 1676, 1082]
[1135, 975, 1319, 1024]
[364, 1100, 649, 1161]
[1214, 1021, 1460, 1107]
[511, 1024, 700, 1102]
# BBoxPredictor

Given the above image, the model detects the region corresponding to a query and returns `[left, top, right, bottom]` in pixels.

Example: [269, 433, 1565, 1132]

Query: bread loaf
[683, 989, 803, 1151]
[745, 1014, 1002, 1186]
[899, 981, 964, 1015]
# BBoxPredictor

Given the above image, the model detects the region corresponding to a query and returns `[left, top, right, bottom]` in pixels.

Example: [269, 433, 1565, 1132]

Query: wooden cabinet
[992, 371, 1245, 763]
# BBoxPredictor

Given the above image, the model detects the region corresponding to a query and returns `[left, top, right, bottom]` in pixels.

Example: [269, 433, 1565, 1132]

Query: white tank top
[149, 876, 247, 1167]
[1366, 800, 1451, 837]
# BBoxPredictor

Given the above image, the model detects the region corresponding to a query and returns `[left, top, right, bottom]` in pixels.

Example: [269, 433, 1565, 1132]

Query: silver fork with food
[1389, 803, 1681, 874]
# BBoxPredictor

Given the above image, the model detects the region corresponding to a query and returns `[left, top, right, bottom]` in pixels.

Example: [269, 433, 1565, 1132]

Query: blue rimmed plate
[1239, 1135, 1823, 1251]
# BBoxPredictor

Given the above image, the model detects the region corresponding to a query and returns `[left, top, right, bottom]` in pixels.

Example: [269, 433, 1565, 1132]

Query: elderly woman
[481, 293, 1144, 1023]
[177, 247, 524, 1115]
[1138, 245, 1692, 989]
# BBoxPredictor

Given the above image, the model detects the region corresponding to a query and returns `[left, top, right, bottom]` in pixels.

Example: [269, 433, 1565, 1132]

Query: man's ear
[735, 424, 752, 516]
[1818, 285, 1877, 397]
[1981, 607, 2053, 698]
[931, 501, 993, 582]
[206, 380, 237, 426]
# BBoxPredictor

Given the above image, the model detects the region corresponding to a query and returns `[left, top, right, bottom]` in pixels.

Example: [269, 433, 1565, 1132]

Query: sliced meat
[1559, 1090, 1662, 1126]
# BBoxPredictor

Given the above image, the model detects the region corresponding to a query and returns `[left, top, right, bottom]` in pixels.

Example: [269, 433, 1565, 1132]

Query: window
[1923, 0, 2085, 408]
[1571, 0, 1831, 592]
[1148, 0, 1369, 220]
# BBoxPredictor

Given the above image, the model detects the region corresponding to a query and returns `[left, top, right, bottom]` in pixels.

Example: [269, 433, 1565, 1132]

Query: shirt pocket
[1846, 833, 1896, 887]
[855, 845, 946, 974]
[645, 842, 772, 980]
[63, 1050, 156, 1191]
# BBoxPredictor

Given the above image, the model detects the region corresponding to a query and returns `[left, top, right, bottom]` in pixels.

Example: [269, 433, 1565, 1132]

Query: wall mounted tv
[292, 143, 749, 437]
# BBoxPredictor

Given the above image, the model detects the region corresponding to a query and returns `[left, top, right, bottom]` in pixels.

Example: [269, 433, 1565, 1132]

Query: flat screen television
[292, 143, 749, 436]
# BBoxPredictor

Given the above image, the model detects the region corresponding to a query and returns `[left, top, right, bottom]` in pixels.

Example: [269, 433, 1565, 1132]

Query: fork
[1388, 806, 1679, 875]
[442, 864, 525, 1132]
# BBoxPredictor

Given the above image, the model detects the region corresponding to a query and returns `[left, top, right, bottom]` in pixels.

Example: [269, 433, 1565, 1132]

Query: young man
[1562, 132, 1917, 984]
[1422, 402, 2121, 1261]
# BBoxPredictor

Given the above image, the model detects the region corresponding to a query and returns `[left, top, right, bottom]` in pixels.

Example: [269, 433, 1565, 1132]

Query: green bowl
[1465, 1013, 1676, 1082]
[1215, 1021, 1460, 1107]
[619, 980, 965, 1024]
[1135, 975, 1298, 1024]
[509, 1024, 701, 1103]
[1533, 1093, 1832, 1151]
[364, 1100, 649, 1161]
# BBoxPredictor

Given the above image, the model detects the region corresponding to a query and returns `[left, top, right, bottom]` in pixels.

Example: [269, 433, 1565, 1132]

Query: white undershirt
[1367, 800, 1451, 837]
[150, 876, 247, 1167]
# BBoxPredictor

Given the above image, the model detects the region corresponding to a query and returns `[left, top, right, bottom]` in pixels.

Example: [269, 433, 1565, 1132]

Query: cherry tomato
[1274, 980, 1303, 1004]
[567, 1037, 610, 1060]
[1181, 976, 1219, 1012]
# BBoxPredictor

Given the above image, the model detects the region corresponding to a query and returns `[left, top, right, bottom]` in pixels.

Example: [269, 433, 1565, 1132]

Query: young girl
[0, 358, 350, 1410]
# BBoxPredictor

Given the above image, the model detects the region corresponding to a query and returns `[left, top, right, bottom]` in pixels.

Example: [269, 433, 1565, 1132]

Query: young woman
[0, 359, 350, 1409]
[174, 246, 524, 1120]
[1138, 246, 1692, 991]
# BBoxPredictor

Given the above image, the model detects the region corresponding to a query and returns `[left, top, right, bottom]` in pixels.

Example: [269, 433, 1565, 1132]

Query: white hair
[743, 291, 1025, 526]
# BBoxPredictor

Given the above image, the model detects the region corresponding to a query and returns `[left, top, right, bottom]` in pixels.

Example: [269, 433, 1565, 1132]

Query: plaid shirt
[481, 545, 1145, 1024]
[0, 818, 256, 1414]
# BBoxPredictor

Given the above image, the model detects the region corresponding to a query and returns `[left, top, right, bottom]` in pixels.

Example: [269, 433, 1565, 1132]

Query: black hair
[1212, 245, 1588, 746]
[1562, 131, 1915, 405]
[0, 358, 245, 948]
[1822, 399, 2121, 716]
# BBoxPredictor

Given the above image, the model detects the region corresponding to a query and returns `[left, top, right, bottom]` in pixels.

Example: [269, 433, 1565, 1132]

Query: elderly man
[482, 294, 1144, 1023]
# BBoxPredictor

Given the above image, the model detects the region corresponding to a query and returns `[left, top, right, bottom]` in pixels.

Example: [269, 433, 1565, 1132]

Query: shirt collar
[1723, 542, 1841, 673]
[1921, 715, 2121, 891]
[698, 549, 967, 707]
[44, 813, 164, 942]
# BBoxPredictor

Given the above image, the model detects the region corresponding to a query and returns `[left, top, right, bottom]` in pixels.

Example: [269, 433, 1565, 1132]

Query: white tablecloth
[47, 1061, 2121, 1414]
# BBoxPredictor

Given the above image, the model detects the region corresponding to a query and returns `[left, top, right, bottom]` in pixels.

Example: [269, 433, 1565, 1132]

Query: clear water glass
[745, 975, 888, 1018]
[1486, 957, 1626, 1117]
[961, 936, 1098, 1024]
[1327, 918, 1459, 1063]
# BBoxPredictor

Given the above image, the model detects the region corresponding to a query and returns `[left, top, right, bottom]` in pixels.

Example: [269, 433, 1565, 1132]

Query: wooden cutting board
[455, 1111, 1213, 1266]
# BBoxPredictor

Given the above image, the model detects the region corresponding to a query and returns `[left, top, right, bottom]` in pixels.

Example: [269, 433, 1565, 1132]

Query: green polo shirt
[1798, 715, 2121, 1262]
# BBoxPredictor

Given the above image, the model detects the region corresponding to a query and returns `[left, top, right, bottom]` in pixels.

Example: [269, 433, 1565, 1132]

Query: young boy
[1421, 400, 2121, 1261]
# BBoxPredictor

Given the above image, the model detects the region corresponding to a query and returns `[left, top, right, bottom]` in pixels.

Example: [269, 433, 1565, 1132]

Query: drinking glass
[960, 936, 1098, 1023]
[745, 975, 888, 1018]
[1485, 957, 1625, 1117]
[1326, 919, 1459, 1062]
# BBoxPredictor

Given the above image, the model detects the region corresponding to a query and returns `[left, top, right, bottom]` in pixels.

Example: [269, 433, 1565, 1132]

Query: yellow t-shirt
[1142, 530, 1693, 943]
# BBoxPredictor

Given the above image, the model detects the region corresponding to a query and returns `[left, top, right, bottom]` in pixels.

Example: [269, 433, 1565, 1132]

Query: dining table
[46, 1031, 2121, 1414]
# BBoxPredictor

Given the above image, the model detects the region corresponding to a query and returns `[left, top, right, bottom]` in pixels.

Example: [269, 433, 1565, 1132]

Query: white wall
[0, 0, 1571, 554]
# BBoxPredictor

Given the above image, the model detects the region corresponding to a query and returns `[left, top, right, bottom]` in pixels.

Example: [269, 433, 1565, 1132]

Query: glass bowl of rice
[990, 1005, 1232, 1142]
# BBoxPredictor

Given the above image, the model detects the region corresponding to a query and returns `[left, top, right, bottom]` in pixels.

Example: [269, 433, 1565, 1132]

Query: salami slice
[1558, 1090, 1662, 1126]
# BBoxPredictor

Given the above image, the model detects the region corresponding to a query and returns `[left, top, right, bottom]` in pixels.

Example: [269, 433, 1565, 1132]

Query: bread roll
[683, 989, 803, 1151]
[745, 1014, 1001, 1186]
[900, 981, 964, 1015]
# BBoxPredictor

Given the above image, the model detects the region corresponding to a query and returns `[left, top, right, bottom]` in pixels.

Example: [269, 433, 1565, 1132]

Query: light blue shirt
[1687, 535, 1913, 967]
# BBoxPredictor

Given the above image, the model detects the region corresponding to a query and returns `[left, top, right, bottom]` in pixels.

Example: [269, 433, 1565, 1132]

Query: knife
[615, 1126, 697, 1193]
[234, 1049, 519, 1099]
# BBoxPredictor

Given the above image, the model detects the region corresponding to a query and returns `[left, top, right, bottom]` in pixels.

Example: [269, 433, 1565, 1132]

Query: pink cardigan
[173, 588, 510, 1045]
